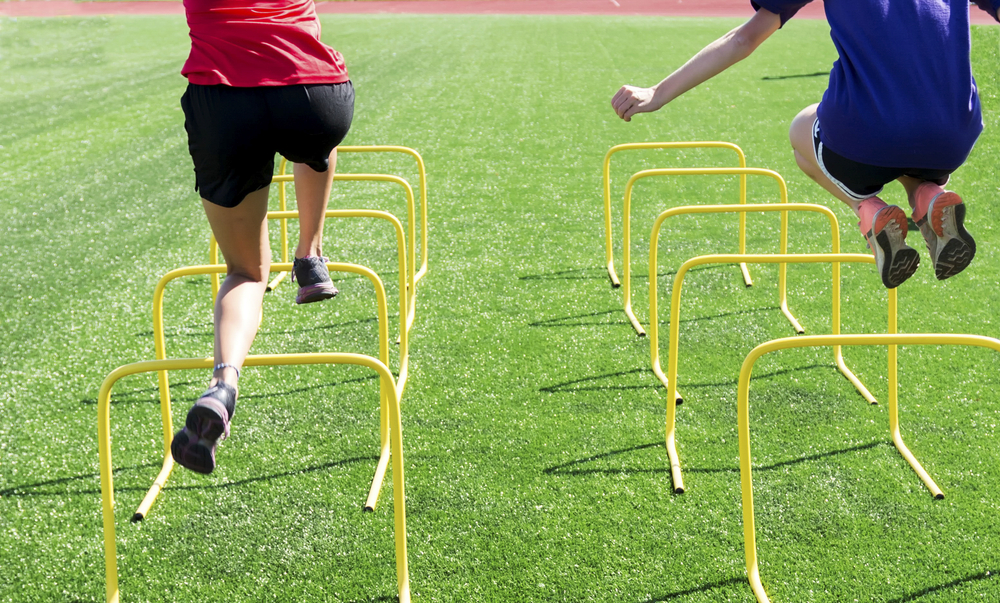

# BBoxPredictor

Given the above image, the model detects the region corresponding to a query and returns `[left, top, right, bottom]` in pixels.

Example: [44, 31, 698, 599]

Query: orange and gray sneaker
[859, 199, 919, 289]
[911, 184, 976, 280]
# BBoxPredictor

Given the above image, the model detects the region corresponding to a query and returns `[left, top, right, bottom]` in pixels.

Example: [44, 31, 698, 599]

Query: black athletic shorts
[812, 118, 950, 202]
[181, 81, 355, 208]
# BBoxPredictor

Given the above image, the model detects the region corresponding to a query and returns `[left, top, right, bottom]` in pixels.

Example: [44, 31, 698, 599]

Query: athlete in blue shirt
[612, 0, 998, 288]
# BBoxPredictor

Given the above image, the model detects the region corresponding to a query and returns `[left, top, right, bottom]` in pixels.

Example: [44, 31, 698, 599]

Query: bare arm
[611, 9, 782, 122]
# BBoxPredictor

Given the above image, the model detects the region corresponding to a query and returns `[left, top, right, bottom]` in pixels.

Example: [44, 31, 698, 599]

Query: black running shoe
[170, 382, 237, 474]
[293, 256, 339, 304]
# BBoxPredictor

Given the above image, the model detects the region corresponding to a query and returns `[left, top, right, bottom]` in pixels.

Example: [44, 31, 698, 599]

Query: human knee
[223, 259, 271, 285]
[789, 105, 818, 151]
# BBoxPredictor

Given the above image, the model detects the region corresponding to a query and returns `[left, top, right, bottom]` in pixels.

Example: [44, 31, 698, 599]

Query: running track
[0, 0, 995, 25]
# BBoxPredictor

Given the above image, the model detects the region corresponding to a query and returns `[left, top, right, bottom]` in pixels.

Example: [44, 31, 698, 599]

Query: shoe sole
[869, 205, 919, 289]
[928, 193, 975, 280]
[296, 283, 339, 304]
[170, 399, 229, 474]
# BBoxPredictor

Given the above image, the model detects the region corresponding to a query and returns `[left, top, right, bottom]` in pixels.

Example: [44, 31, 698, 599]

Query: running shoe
[914, 191, 976, 280]
[170, 382, 237, 475]
[863, 204, 920, 289]
[293, 256, 338, 304]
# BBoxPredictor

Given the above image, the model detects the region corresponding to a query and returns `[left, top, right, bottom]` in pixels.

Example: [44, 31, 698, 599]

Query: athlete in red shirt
[172, 0, 355, 474]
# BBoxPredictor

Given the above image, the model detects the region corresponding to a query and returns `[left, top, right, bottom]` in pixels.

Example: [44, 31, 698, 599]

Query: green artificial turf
[2, 13, 1000, 603]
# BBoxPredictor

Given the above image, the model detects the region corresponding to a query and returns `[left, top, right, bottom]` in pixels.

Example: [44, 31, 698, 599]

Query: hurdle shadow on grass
[678, 363, 833, 389]
[238, 373, 379, 401]
[80, 382, 198, 406]
[544, 440, 887, 477]
[762, 71, 828, 80]
[165, 456, 379, 492]
[643, 577, 747, 601]
[540, 368, 651, 393]
[889, 570, 1000, 602]
[518, 268, 614, 282]
[643, 569, 1000, 602]
[540, 363, 829, 394]
[531, 305, 781, 330]
[257, 315, 380, 336]
[0, 463, 158, 497]
[135, 322, 213, 338]
[518, 264, 724, 283]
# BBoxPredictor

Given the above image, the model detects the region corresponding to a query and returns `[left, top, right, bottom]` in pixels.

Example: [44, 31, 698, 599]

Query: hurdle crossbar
[736, 333, 1000, 602]
[622, 167, 793, 337]
[653, 251, 893, 493]
[98, 354, 410, 603]
[602, 142, 749, 287]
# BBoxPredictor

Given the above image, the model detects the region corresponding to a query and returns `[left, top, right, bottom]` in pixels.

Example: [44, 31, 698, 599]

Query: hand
[611, 85, 659, 122]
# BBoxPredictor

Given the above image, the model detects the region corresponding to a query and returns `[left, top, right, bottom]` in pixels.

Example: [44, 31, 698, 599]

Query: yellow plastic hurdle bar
[272, 147, 429, 288]
[735, 333, 1000, 603]
[139, 260, 407, 521]
[98, 353, 411, 603]
[622, 167, 794, 337]
[652, 251, 894, 494]
[647, 203, 843, 406]
[602, 142, 751, 288]
[212, 208, 414, 342]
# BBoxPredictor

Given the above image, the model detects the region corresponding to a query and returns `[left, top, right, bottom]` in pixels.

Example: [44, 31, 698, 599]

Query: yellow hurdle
[736, 333, 1000, 603]
[622, 167, 794, 337]
[651, 251, 893, 494]
[212, 208, 414, 341]
[647, 203, 842, 406]
[269, 147, 429, 291]
[98, 354, 410, 603]
[139, 260, 407, 521]
[602, 142, 750, 288]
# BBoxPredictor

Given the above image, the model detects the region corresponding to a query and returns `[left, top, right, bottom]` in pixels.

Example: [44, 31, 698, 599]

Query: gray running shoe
[914, 191, 976, 280]
[170, 382, 236, 475]
[863, 204, 919, 289]
[293, 256, 338, 304]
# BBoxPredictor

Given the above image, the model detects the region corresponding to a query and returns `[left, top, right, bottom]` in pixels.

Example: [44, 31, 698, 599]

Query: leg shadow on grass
[544, 440, 889, 477]
[642, 576, 747, 602]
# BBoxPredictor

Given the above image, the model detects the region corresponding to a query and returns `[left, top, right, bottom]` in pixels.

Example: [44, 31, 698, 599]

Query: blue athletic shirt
[752, 0, 998, 170]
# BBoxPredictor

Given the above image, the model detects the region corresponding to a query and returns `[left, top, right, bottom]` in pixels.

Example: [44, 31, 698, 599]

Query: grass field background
[3, 14, 1000, 603]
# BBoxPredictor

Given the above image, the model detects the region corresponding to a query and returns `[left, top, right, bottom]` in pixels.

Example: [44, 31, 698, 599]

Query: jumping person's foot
[293, 255, 338, 304]
[911, 183, 976, 280]
[858, 198, 919, 289]
[170, 382, 237, 474]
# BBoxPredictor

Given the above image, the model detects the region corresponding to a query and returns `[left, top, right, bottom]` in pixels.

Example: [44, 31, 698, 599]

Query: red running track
[0, 0, 995, 25]
[5, 0, 813, 19]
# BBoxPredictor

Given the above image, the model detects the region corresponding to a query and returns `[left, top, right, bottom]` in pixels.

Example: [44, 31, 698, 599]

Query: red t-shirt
[181, 0, 349, 87]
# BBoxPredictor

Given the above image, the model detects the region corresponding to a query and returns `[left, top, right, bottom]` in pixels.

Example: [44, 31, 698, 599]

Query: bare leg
[790, 104, 919, 288]
[203, 186, 272, 390]
[789, 103, 865, 215]
[293, 148, 338, 259]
